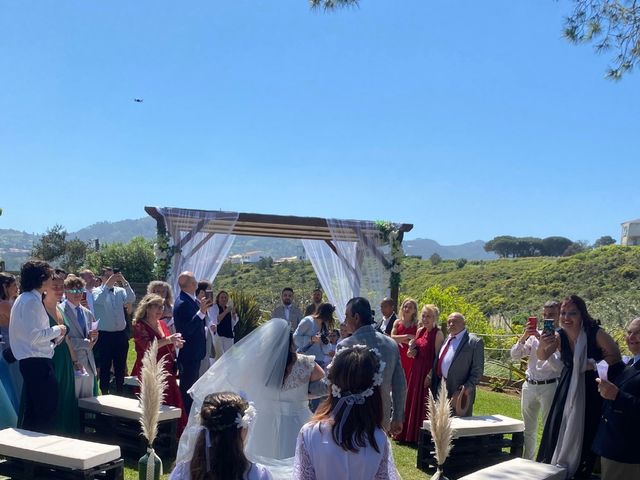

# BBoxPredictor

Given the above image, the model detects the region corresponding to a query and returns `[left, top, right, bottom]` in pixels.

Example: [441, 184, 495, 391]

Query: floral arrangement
[153, 222, 179, 280]
[375, 220, 404, 290]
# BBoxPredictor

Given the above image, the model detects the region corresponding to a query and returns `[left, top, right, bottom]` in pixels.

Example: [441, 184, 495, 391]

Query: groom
[174, 271, 212, 414]
[338, 297, 407, 435]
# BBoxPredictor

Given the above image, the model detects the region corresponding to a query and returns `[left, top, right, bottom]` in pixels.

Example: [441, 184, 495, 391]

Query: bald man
[593, 318, 640, 479]
[173, 271, 212, 413]
[431, 312, 484, 416]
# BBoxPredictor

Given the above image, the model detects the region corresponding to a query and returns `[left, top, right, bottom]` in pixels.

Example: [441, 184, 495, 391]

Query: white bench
[418, 415, 525, 477]
[0, 428, 123, 479]
[78, 395, 181, 458]
[458, 457, 566, 480]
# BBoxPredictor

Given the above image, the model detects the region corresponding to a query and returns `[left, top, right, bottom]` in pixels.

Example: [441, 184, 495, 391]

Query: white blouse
[293, 421, 400, 480]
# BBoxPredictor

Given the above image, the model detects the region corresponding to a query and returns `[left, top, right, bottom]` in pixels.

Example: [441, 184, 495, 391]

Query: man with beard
[271, 287, 303, 332]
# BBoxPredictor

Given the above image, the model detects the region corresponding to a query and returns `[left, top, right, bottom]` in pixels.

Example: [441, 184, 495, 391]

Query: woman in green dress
[42, 271, 80, 435]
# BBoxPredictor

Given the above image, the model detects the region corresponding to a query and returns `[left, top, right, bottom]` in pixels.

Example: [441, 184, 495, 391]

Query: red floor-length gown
[131, 319, 187, 434]
[397, 326, 438, 442]
[396, 321, 418, 380]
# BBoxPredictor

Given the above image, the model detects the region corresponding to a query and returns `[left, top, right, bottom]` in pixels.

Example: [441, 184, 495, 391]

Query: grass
[121, 386, 522, 479]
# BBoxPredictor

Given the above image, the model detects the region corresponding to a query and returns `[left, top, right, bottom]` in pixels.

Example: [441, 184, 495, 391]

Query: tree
[456, 258, 468, 269]
[594, 235, 616, 247]
[484, 236, 518, 258]
[563, 1, 640, 79]
[32, 224, 68, 262]
[85, 236, 155, 284]
[31, 224, 89, 272]
[429, 253, 443, 265]
[541, 236, 574, 256]
[563, 240, 591, 256]
[318, 1, 640, 79]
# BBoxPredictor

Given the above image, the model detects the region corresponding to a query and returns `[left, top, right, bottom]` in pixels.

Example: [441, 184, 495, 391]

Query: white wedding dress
[174, 318, 315, 480]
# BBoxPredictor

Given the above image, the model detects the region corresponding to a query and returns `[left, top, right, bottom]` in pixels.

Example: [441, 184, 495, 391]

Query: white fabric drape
[157, 208, 238, 294]
[302, 219, 393, 323]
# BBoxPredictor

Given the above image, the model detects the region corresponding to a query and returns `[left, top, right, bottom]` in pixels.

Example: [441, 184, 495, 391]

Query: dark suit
[376, 312, 397, 336]
[592, 360, 640, 475]
[173, 291, 206, 414]
[432, 330, 484, 416]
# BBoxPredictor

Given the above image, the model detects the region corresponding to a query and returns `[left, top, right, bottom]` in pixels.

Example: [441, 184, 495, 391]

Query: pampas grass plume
[139, 339, 168, 446]
[427, 381, 453, 471]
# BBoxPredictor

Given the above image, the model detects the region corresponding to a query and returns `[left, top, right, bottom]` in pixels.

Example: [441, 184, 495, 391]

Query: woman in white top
[170, 391, 272, 480]
[293, 345, 400, 480]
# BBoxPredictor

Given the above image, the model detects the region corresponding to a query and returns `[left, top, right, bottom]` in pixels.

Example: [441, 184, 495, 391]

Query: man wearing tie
[271, 287, 303, 331]
[592, 317, 640, 479]
[430, 312, 484, 416]
[62, 275, 99, 398]
[174, 271, 212, 414]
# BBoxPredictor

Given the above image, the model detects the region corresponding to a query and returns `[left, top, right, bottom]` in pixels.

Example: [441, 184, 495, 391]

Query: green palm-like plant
[231, 290, 264, 342]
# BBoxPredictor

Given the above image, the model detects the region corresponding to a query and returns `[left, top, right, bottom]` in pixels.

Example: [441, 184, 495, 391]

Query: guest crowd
[0, 258, 639, 479]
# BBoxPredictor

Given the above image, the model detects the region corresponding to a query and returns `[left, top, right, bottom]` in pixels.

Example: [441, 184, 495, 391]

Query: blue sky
[1, 1, 638, 244]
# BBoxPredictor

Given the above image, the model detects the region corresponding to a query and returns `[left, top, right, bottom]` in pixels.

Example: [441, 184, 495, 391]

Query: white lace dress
[293, 421, 401, 480]
[246, 353, 316, 460]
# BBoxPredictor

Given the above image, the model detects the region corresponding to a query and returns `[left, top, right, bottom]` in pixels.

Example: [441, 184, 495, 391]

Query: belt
[527, 378, 557, 385]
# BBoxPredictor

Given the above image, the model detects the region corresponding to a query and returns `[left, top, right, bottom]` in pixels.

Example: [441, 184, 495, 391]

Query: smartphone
[543, 319, 555, 335]
[527, 316, 538, 331]
[205, 290, 214, 302]
[82, 291, 87, 302]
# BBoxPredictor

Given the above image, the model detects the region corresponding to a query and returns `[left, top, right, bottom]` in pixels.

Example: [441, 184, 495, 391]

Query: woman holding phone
[536, 295, 623, 478]
[211, 290, 239, 357]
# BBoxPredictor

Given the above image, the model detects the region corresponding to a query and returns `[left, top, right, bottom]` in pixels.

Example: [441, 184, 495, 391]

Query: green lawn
[122, 387, 522, 479]
[390, 387, 522, 478]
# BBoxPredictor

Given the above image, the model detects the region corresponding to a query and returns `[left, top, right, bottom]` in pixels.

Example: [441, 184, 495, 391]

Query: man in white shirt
[510, 300, 562, 460]
[78, 269, 96, 312]
[376, 297, 397, 336]
[271, 287, 303, 331]
[9, 260, 66, 433]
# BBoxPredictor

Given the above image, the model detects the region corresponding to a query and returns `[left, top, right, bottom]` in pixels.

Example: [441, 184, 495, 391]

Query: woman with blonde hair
[131, 293, 186, 432]
[391, 298, 418, 380]
[396, 304, 444, 442]
[147, 280, 175, 333]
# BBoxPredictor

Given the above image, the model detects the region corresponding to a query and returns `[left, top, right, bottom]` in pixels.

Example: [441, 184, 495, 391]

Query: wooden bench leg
[511, 432, 524, 457]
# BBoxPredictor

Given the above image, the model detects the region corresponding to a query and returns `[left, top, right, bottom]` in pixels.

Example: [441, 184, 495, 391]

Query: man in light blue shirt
[92, 267, 135, 394]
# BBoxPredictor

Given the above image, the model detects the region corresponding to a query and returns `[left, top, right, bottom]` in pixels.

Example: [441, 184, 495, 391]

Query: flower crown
[202, 400, 257, 431]
[324, 344, 386, 444]
[325, 344, 385, 400]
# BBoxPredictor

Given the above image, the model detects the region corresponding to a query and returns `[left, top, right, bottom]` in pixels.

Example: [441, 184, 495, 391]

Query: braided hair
[190, 392, 250, 480]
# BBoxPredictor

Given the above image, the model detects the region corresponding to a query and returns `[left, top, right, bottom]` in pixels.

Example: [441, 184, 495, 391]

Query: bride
[175, 318, 325, 474]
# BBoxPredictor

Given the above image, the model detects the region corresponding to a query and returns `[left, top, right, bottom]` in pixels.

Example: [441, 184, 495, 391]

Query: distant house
[621, 219, 640, 246]
[274, 255, 301, 264]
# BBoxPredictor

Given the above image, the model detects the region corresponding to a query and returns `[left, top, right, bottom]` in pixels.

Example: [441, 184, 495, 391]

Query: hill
[400, 245, 640, 327]
[403, 238, 496, 260]
[210, 245, 640, 331]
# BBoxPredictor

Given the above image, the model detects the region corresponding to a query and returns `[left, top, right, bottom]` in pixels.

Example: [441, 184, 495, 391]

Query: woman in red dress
[396, 304, 445, 442]
[131, 293, 186, 433]
[391, 298, 418, 380]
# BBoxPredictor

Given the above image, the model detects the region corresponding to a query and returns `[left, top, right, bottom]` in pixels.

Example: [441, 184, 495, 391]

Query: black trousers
[19, 357, 58, 433]
[96, 329, 129, 394]
[177, 359, 199, 415]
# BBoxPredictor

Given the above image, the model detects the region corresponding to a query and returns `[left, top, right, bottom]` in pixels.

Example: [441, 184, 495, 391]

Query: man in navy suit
[173, 271, 212, 415]
[593, 317, 640, 479]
